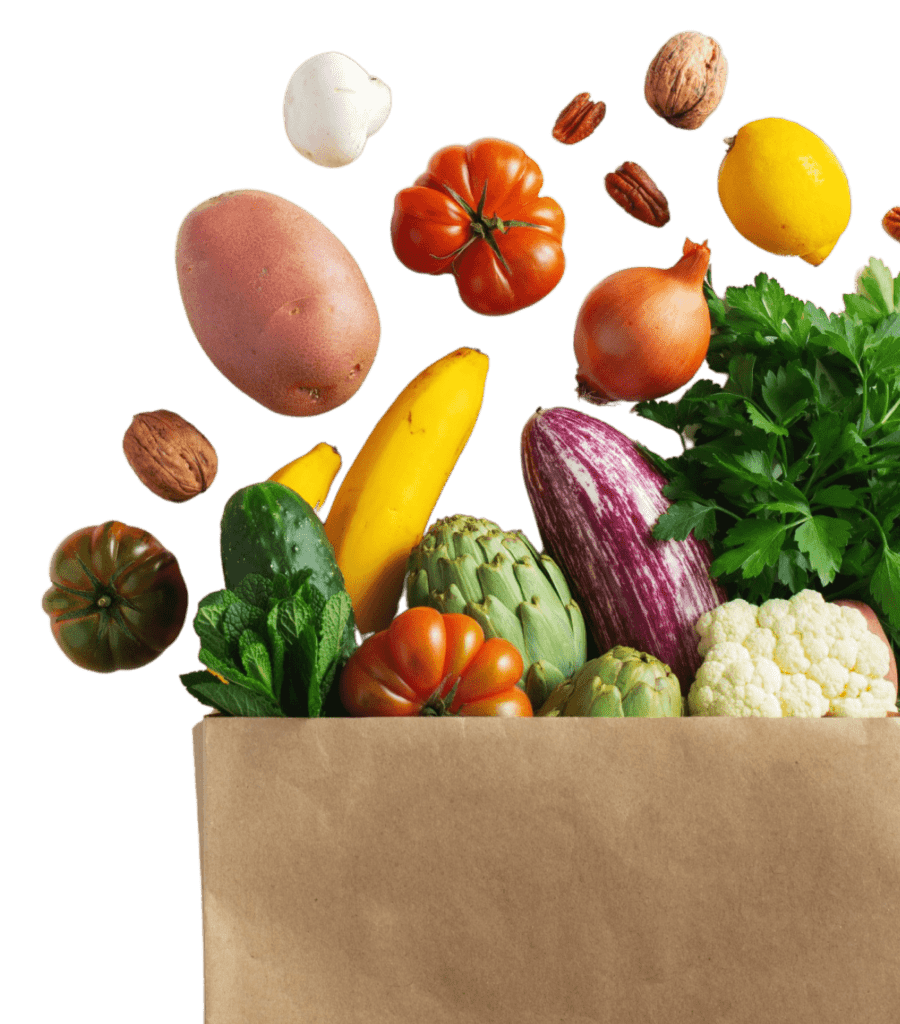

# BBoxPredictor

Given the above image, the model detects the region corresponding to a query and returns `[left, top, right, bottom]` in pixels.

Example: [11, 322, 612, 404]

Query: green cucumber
[219, 481, 356, 657]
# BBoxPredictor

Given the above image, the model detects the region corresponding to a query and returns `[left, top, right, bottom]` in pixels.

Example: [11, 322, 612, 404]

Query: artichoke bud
[477, 553, 526, 610]
[537, 646, 683, 718]
[524, 659, 568, 711]
[406, 514, 588, 692]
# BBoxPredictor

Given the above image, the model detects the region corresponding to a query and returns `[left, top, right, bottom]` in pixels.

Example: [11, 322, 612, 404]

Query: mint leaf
[794, 515, 853, 586]
[221, 598, 265, 648]
[233, 572, 277, 611]
[193, 590, 240, 655]
[238, 629, 274, 694]
[265, 603, 286, 701]
[198, 648, 274, 699]
[183, 674, 284, 717]
[652, 501, 718, 542]
[308, 591, 354, 718]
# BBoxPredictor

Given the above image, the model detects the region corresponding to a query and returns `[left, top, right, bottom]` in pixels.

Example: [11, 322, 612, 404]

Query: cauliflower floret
[854, 632, 891, 678]
[689, 643, 785, 716]
[757, 597, 793, 632]
[742, 627, 777, 660]
[695, 598, 758, 655]
[688, 589, 896, 718]
[772, 634, 810, 674]
[808, 657, 852, 699]
[779, 674, 829, 718]
[830, 677, 896, 718]
[828, 637, 859, 670]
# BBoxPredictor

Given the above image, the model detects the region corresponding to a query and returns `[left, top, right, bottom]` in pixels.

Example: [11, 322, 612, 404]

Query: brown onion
[574, 238, 711, 403]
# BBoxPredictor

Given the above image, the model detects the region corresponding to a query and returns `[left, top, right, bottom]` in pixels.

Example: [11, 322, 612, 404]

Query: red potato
[176, 190, 379, 416]
[833, 599, 898, 697]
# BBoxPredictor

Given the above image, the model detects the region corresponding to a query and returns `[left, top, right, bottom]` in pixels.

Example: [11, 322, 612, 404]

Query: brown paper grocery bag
[193, 716, 900, 1023]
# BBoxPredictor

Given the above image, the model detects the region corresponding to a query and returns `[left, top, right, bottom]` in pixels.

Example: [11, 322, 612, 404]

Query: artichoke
[537, 646, 683, 717]
[406, 515, 587, 702]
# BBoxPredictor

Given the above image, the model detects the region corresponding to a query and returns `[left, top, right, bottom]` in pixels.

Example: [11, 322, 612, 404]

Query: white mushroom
[283, 52, 391, 168]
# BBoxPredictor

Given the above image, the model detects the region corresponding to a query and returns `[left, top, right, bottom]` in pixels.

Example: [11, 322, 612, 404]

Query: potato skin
[176, 189, 379, 416]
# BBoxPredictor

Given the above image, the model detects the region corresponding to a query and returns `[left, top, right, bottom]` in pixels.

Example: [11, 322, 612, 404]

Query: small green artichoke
[537, 646, 684, 718]
[406, 515, 587, 702]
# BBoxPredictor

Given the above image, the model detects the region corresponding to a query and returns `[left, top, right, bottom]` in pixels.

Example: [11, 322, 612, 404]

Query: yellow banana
[324, 347, 489, 634]
[269, 442, 342, 511]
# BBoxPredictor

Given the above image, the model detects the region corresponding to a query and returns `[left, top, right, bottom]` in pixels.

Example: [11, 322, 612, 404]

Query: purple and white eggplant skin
[521, 406, 726, 694]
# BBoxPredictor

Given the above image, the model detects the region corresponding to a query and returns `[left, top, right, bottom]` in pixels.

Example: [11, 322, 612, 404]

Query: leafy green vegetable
[634, 258, 900, 654]
[180, 570, 356, 717]
[181, 670, 284, 717]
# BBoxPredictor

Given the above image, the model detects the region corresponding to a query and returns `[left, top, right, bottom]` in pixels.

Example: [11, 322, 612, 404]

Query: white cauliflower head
[688, 590, 895, 718]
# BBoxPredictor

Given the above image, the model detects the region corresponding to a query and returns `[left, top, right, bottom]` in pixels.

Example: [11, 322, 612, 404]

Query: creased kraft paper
[193, 716, 900, 1023]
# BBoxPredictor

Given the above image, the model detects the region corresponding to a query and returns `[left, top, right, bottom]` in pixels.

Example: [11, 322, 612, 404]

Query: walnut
[123, 410, 218, 502]
[644, 31, 727, 130]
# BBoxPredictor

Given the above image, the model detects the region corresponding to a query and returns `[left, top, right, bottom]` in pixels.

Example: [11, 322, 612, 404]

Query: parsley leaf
[634, 258, 900, 656]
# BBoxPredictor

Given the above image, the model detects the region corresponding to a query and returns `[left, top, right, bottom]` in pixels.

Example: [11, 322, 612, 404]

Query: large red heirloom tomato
[42, 521, 189, 673]
[339, 606, 532, 716]
[390, 138, 565, 316]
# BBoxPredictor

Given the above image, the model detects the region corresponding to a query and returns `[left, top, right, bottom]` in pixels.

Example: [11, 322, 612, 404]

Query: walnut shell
[123, 410, 217, 502]
[644, 31, 727, 130]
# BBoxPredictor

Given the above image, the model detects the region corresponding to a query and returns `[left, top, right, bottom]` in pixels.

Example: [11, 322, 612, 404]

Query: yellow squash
[324, 347, 489, 634]
[269, 442, 342, 511]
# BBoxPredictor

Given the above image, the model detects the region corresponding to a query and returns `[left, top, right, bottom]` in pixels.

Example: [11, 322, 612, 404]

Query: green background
[8, 2, 900, 1015]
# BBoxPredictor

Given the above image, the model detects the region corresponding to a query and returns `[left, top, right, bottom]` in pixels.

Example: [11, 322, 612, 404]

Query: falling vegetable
[43, 521, 189, 672]
[283, 52, 391, 168]
[390, 138, 565, 316]
[574, 238, 712, 403]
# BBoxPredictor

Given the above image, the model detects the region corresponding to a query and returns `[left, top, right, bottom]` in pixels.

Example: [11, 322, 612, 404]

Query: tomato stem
[438, 181, 543, 275]
[419, 676, 461, 716]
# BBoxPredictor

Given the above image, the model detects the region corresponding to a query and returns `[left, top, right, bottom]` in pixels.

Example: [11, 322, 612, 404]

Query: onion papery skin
[574, 240, 711, 404]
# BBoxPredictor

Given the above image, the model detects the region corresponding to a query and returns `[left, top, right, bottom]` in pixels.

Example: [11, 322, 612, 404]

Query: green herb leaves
[180, 569, 355, 717]
[634, 258, 900, 650]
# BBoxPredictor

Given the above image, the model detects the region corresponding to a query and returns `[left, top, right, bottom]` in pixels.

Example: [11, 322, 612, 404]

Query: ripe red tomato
[391, 138, 565, 316]
[42, 521, 188, 672]
[339, 606, 532, 716]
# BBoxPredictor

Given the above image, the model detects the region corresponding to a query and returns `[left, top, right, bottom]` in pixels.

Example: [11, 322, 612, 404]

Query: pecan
[645, 32, 727, 130]
[123, 410, 218, 502]
[604, 162, 670, 227]
[884, 207, 900, 242]
[552, 92, 606, 144]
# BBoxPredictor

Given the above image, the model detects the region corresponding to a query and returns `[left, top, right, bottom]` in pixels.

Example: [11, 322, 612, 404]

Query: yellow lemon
[717, 117, 851, 266]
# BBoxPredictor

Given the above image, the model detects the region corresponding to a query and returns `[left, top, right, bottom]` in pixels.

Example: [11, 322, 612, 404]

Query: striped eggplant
[520, 406, 726, 694]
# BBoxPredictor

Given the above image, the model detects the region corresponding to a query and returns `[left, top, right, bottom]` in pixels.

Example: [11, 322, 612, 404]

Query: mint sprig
[180, 570, 356, 717]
